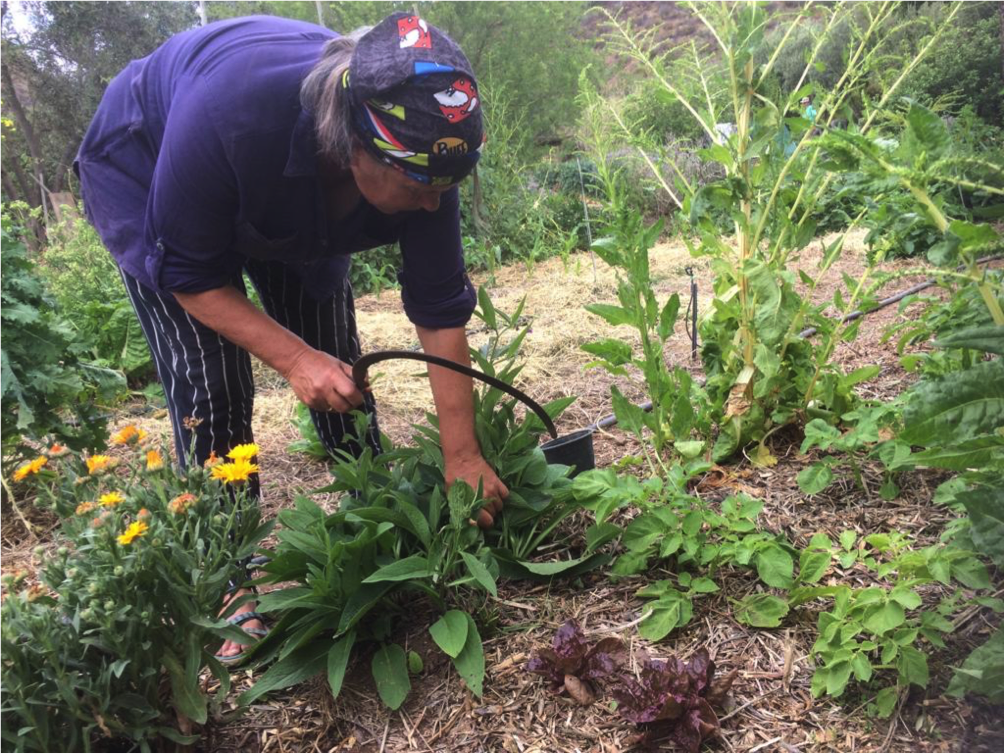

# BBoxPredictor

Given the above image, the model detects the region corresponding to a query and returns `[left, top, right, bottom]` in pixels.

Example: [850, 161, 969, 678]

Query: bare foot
[217, 588, 265, 659]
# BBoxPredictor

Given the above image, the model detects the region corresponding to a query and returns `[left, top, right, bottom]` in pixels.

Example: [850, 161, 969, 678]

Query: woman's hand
[445, 452, 509, 529]
[285, 347, 365, 413]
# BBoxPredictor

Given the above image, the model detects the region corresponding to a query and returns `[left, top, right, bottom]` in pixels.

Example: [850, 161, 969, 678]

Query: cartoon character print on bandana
[398, 16, 431, 49]
[363, 103, 429, 167]
[434, 77, 479, 123]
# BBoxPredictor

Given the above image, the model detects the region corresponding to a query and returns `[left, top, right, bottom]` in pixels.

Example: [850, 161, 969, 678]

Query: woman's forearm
[173, 285, 308, 377]
[415, 325, 479, 460]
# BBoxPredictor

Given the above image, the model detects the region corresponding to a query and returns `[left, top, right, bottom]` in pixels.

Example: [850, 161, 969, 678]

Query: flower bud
[87, 582, 100, 595]
[151, 538, 163, 547]
[66, 568, 79, 579]
[80, 609, 95, 622]
[57, 547, 69, 557]
[140, 611, 150, 621]
[33, 546, 45, 558]
[103, 600, 115, 611]
[113, 566, 125, 577]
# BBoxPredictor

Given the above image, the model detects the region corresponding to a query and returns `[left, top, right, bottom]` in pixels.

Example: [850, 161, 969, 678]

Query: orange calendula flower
[167, 493, 197, 515]
[86, 455, 116, 475]
[204, 451, 222, 468]
[76, 501, 96, 516]
[226, 443, 260, 463]
[117, 521, 149, 546]
[99, 491, 126, 507]
[13, 456, 48, 482]
[145, 449, 165, 471]
[137, 508, 151, 520]
[211, 459, 259, 485]
[109, 425, 148, 445]
[48, 443, 70, 458]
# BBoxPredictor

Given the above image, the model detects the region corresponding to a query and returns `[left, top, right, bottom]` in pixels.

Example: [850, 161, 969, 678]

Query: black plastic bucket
[541, 428, 596, 475]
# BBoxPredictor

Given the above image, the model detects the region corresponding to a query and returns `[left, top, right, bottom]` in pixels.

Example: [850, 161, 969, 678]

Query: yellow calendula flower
[109, 425, 148, 445]
[145, 449, 165, 471]
[167, 492, 197, 515]
[117, 521, 149, 546]
[211, 459, 259, 485]
[76, 501, 96, 516]
[99, 491, 126, 507]
[226, 443, 260, 463]
[86, 455, 116, 475]
[13, 456, 48, 482]
[204, 451, 222, 468]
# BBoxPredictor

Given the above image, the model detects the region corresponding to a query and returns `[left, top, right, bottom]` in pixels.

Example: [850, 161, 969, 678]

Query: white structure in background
[713, 122, 737, 145]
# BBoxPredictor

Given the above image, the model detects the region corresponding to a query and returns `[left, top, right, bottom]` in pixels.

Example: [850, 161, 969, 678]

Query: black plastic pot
[354, 351, 600, 474]
[541, 428, 595, 475]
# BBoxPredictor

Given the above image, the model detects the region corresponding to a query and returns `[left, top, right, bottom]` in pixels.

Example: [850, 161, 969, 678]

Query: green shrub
[37, 207, 154, 383]
[1, 433, 271, 752]
[1, 211, 124, 475]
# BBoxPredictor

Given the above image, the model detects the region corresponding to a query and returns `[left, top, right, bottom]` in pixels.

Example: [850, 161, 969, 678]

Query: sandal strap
[243, 626, 269, 638]
[228, 611, 267, 627]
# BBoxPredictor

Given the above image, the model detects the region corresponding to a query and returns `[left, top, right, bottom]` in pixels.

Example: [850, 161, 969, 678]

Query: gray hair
[300, 27, 372, 166]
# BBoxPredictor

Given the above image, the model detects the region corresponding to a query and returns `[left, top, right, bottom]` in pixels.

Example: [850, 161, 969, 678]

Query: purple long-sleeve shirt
[76, 15, 476, 328]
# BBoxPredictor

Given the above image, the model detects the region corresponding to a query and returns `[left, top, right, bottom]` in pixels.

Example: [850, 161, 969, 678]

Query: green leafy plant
[599, 2, 966, 461]
[797, 530, 995, 714]
[580, 214, 708, 463]
[1, 212, 125, 477]
[242, 290, 599, 709]
[0, 430, 271, 751]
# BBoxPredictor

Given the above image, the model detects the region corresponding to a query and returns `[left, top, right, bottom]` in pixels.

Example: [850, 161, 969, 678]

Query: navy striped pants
[118, 260, 382, 474]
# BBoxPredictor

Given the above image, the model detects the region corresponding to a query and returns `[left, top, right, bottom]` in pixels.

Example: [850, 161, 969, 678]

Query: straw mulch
[2, 230, 1001, 753]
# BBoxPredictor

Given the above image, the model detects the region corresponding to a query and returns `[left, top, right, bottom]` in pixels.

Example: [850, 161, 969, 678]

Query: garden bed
[4, 233, 1000, 753]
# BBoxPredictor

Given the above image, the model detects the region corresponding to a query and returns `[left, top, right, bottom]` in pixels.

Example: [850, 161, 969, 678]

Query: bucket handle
[351, 350, 558, 439]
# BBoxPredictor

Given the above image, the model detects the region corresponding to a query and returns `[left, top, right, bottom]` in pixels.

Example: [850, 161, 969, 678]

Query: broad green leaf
[756, 544, 794, 589]
[584, 303, 634, 327]
[825, 661, 854, 697]
[863, 601, 906, 635]
[460, 552, 498, 597]
[851, 653, 873, 682]
[690, 576, 719, 594]
[673, 439, 705, 459]
[451, 613, 485, 697]
[657, 293, 681, 341]
[946, 630, 1004, 703]
[581, 338, 633, 366]
[896, 646, 929, 688]
[640, 593, 693, 641]
[734, 593, 789, 628]
[327, 630, 356, 700]
[912, 435, 1003, 472]
[429, 610, 469, 658]
[875, 686, 899, 718]
[839, 530, 857, 551]
[935, 324, 1004, 356]
[956, 485, 1004, 565]
[585, 522, 622, 552]
[902, 359, 1004, 447]
[372, 644, 410, 710]
[797, 463, 833, 495]
[240, 640, 328, 704]
[362, 555, 431, 584]
[797, 550, 831, 584]
[610, 384, 646, 437]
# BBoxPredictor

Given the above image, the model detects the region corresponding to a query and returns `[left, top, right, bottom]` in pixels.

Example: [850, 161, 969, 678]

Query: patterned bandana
[341, 12, 483, 185]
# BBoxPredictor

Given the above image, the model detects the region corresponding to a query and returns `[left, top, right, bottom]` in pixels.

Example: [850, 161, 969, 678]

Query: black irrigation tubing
[591, 253, 1003, 433]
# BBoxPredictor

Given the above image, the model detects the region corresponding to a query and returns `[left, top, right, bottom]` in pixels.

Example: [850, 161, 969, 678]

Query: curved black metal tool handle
[352, 349, 558, 439]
